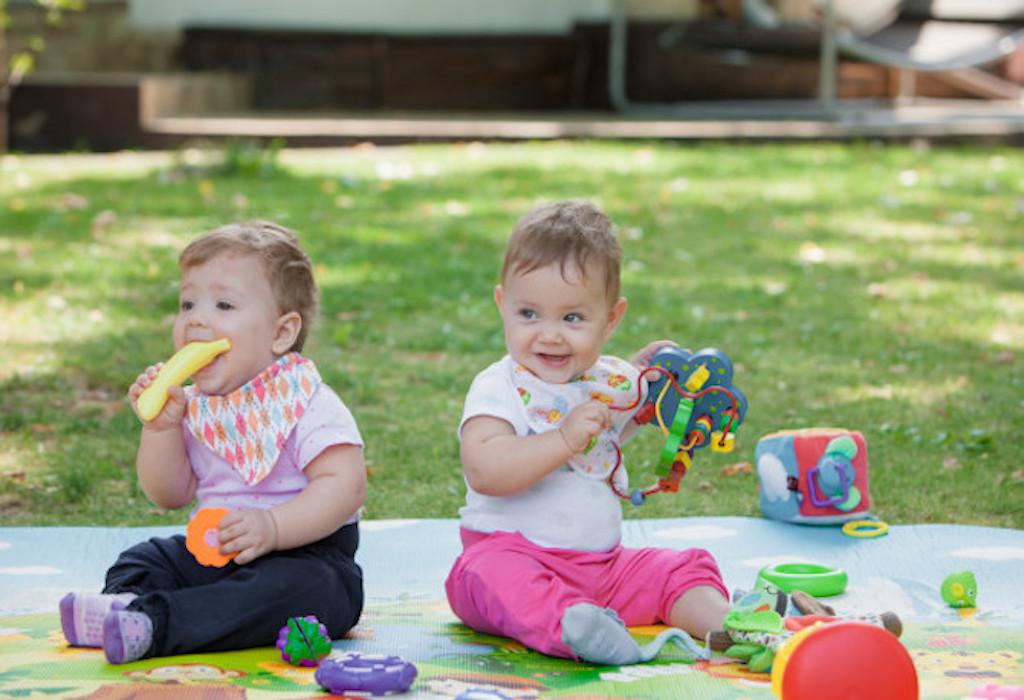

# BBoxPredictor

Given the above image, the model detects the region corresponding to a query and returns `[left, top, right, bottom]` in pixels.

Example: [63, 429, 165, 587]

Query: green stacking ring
[756, 562, 848, 598]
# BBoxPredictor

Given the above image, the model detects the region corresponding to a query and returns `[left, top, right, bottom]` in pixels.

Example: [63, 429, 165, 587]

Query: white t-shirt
[457, 355, 643, 552]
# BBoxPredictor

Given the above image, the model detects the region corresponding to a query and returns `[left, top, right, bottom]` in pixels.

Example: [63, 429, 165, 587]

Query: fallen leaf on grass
[721, 462, 753, 477]
[993, 351, 1014, 365]
[696, 480, 713, 491]
[1011, 470, 1024, 483]
[57, 193, 89, 211]
[91, 209, 117, 236]
[867, 282, 888, 298]
[942, 457, 961, 470]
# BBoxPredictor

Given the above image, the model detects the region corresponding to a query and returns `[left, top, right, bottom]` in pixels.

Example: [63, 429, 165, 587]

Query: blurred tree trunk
[1, 5, 9, 153]
[0, 0, 84, 154]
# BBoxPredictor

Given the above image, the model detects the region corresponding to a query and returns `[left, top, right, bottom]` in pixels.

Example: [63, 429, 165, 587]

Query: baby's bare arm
[461, 402, 610, 496]
[129, 368, 196, 509]
[218, 443, 366, 565]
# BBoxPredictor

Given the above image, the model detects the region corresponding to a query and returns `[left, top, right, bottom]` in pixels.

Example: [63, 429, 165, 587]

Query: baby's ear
[606, 297, 627, 336]
[494, 284, 504, 309]
[273, 311, 302, 354]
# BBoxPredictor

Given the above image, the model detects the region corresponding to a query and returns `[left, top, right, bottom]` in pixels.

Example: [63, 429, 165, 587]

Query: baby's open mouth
[537, 353, 570, 367]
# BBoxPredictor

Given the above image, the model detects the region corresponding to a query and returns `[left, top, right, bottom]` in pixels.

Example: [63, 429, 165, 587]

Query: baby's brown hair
[179, 221, 317, 352]
[500, 200, 621, 303]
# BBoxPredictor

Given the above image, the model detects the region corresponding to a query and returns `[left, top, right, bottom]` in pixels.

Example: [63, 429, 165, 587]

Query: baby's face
[173, 252, 286, 395]
[496, 261, 625, 384]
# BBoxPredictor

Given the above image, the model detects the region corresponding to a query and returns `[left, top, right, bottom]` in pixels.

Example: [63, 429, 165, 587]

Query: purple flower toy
[276, 615, 331, 667]
[315, 652, 417, 695]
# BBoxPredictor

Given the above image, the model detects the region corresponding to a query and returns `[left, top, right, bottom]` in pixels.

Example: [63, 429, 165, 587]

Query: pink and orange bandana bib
[510, 356, 643, 479]
[185, 353, 322, 486]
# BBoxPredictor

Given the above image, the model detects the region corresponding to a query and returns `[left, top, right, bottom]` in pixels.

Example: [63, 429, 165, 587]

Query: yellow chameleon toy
[136, 338, 231, 421]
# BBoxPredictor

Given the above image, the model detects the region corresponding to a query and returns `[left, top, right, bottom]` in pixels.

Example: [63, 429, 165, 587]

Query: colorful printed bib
[510, 356, 642, 479]
[185, 353, 322, 486]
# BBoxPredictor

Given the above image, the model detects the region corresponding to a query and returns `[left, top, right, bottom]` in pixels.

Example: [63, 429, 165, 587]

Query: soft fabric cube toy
[757, 428, 871, 524]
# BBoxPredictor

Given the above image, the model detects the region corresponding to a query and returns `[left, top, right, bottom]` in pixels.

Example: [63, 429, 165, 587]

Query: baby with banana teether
[59, 221, 367, 664]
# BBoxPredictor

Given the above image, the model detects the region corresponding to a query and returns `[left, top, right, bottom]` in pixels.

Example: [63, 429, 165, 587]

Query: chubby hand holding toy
[186, 507, 236, 567]
[610, 346, 748, 505]
[136, 338, 231, 421]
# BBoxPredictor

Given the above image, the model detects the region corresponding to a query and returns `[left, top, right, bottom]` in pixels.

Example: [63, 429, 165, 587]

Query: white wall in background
[128, 0, 616, 34]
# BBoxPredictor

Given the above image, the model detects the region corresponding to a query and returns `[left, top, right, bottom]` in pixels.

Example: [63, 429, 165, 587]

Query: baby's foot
[103, 610, 153, 664]
[561, 603, 643, 665]
[59, 592, 136, 647]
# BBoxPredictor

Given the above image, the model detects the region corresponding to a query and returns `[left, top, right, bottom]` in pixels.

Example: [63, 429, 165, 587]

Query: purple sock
[59, 592, 136, 647]
[103, 610, 153, 664]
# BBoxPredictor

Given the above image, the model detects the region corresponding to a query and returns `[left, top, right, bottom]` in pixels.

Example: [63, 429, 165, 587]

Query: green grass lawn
[1, 141, 1021, 528]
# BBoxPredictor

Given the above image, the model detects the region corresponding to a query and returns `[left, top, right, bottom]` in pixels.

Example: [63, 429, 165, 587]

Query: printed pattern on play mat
[2, 517, 1022, 698]
[1, 601, 1022, 698]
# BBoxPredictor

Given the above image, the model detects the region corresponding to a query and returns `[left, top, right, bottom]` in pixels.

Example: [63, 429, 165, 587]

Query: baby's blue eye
[519, 309, 537, 320]
[216, 301, 235, 311]
[564, 312, 583, 323]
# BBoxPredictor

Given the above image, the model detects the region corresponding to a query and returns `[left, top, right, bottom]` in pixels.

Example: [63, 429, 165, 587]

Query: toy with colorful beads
[612, 346, 747, 505]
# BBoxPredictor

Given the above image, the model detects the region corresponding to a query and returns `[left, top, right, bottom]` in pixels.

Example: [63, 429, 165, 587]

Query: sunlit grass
[1, 141, 1021, 528]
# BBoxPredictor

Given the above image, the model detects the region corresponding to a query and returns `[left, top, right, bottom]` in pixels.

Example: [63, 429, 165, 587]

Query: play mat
[2, 516, 1022, 699]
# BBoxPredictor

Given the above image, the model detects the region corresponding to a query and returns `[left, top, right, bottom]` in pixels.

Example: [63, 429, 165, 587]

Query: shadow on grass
[1, 142, 1020, 526]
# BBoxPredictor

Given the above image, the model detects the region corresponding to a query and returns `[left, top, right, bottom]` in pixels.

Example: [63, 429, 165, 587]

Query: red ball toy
[772, 621, 918, 699]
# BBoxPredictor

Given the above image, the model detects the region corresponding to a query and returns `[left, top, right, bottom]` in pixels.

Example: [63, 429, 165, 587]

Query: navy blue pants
[103, 522, 363, 658]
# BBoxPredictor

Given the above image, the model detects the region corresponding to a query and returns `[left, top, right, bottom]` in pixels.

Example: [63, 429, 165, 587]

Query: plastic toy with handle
[614, 346, 747, 505]
[136, 338, 231, 421]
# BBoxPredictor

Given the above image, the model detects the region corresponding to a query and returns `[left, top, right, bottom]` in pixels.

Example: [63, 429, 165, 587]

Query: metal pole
[608, 0, 628, 112]
[819, 0, 838, 117]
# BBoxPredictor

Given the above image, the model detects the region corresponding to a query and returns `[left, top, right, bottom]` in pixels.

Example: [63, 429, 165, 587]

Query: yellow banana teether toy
[136, 338, 231, 421]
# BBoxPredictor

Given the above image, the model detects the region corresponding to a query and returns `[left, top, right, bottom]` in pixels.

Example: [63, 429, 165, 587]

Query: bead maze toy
[611, 346, 748, 505]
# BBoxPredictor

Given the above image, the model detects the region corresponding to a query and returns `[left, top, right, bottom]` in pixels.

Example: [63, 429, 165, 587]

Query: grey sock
[561, 603, 644, 665]
[561, 603, 710, 666]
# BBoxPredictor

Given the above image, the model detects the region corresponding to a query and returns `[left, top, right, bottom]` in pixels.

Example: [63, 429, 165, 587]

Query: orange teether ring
[186, 507, 235, 567]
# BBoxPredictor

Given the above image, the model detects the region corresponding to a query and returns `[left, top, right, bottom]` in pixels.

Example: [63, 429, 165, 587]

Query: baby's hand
[128, 364, 187, 430]
[218, 509, 279, 566]
[631, 340, 682, 382]
[559, 400, 612, 454]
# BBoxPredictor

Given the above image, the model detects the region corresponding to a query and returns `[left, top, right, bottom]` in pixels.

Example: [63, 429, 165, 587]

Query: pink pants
[444, 528, 727, 659]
